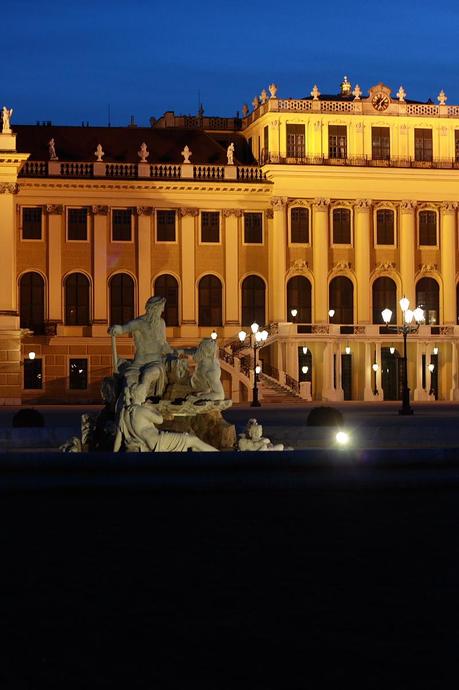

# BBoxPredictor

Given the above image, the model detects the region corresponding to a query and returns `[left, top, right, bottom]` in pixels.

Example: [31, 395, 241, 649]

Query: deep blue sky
[1, 0, 459, 126]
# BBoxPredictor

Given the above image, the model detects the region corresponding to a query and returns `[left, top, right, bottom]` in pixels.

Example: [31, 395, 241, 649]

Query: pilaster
[399, 201, 417, 308]
[269, 197, 287, 322]
[179, 208, 198, 325]
[354, 200, 372, 323]
[91, 205, 109, 328]
[223, 209, 241, 324]
[46, 204, 63, 323]
[312, 198, 330, 323]
[440, 202, 457, 324]
[136, 207, 153, 310]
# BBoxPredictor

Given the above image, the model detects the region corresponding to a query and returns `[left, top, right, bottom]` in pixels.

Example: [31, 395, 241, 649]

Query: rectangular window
[419, 211, 437, 246]
[112, 209, 132, 241]
[244, 212, 263, 244]
[201, 211, 220, 243]
[329, 126, 347, 159]
[156, 210, 176, 242]
[68, 208, 88, 241]
[372, 127, 390, 160]
[376, 209, 395, 245]
[332, 208, 351, 244]
[290, 207, 309, 243]
[286, 124, 305, 158]
[24, 359, 43, 390]
[22, 207, 42, 240]
[69, 358, 88, 390]
[414, 129, 433, 162]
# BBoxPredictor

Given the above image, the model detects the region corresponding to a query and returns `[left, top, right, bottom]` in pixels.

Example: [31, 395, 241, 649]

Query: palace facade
[2, 77, 459, 404]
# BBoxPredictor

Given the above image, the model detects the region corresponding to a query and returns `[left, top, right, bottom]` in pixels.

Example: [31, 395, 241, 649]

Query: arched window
[65, 273, 90, 325]
[20, 272, 45, 334]
[241, 275, 265, 326]
[329, 276, 354, 324]
[372, 277, 397, 324]
[287, 276, 312, 323]
[110, 274, 134, 326]
[198, 275, 222, 326]
[154, 274, 179, 326]
[416, 277, 440, 325]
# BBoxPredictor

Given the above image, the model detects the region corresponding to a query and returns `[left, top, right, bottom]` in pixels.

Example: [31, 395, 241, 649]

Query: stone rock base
[159, 408, 236, 450]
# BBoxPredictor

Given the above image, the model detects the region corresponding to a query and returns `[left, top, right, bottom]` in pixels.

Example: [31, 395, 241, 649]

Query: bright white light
[238, 330, 247, 342]
[210, 330, 217, 341]
[255, 364, 262, 374]
[404, 309, 414, 324]
[302, 346, 308, 355]
[336, 431, 350, 446]
[433, 347, 439, 355]
[290, 308, 298, 318]
[381, 308, 392, 324]
[328, 309, 335, 318]
[251, 322, 259, 334]
[301, 365, 309, 374]
[413, 307, 425, 323]
[428, 363, 435, 373]
[390, 347, 395, 355]
[372, 363, 379, 372]
[255, 331, 262, 343]
[260, 330, 268, 341]
[28, 351, 36, 360]
[345, 346, 351, 355]
[400, 296, 410, 312]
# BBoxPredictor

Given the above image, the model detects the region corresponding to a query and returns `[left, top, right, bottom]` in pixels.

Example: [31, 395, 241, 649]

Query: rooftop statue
[138, 142, 149, 162]
[108, 295, 172, 398]
[181, 145, 192, 163]
[1, 106, 13, 134]
[48, 138, 58, 160]
[94, 143, 104, 161]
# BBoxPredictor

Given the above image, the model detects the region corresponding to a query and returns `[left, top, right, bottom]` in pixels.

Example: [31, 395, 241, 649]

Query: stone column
[179, 208, 198, 326]
[136, 207, 153, 310]
[223, 209, 241, 325]
[413, 342, 426, 400]
[269, 198, 287, 322]
[46, 204, 63, 326]
[92, 205, 109, 332]
[354, 200, 372, 323]
[363, 341, 375, 400]
[0, 183, 19, 322]
[312, 198, 330, 324]
[335, 343, 344, 399]
[321, 342, 333, 400]
[399, 201, 417, 307]
[440, 202, 457, 324]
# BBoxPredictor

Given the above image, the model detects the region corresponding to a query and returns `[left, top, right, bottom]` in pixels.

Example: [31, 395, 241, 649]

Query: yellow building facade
[2, 79, 459, 404]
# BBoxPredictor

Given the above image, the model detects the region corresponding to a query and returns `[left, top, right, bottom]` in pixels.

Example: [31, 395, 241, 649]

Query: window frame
[374, 207, 396, 247]
[418, 208, 438, 248]
[64, 272, 91, 326]
[198, 274, 223, 327]
[111, 208, 133, 243]
[286, 123, 306, 159]
[156, 209, 177, 244]
[21, 206, 43, 242]
[288, 205, 310, 246]
[200, 210, 221, 245]
[414, 128, 433, 163]
[331, 206, 353, 247]
[371, 126, 391, 161]
[66, 207, 89, 242]
[243, 212, 264, 246]
[328, 125, 348, 160]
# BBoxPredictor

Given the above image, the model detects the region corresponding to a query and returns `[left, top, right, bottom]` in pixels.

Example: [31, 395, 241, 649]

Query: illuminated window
[290, 207, 309, 243]
[244, 213, 263, 244]
[414, 129, 433, 162]
[68, 208, 87, 241]
[24, 359, 43, 390]
[201, 212, 220, 243]
[112, 209, 132, 241]
[419, 211, 437, 246]
[69, 358, 88, 390]
[376, 209, 395, 245]
[22, 207, 42, 240]
[286, 124, 305, 158]
[329, 126, 347, 159]
[156, 210, 176, 242]
[332, 208, 351, 244]
[372, 127, 390, 160]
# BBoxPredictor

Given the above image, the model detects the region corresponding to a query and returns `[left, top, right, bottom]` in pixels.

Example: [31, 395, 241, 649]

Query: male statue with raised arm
[108, 295, 172, 398]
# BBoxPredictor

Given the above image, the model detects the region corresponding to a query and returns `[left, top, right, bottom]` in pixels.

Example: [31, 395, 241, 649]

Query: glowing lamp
[28, 351, 36, 360]
[336, 431, 350, 446]
[238, 330, 247, 342]
[381, 308, 392, 325]
[302, 346, 308, 355]
[210, 330, 217, 341]
[404, 309, 414, 325]
[328, 309, 335, 318]
[428, 363, 435, 373]
[251, 322, 259, 334]
[400, 296, 410, 312]
[413, 307, 425, 323]
[301, 365, 309, 374]
[345, 346, 351, 355]
[433, 347, 439, 355]
[372, 363, 379, 372]
[390, 347, 395, 355]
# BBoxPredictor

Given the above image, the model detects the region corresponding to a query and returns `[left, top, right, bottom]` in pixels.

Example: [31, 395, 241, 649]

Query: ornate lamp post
[239, 322, 269, 407]
[381, 297, 425, 415]
[372, 362, 379, 396]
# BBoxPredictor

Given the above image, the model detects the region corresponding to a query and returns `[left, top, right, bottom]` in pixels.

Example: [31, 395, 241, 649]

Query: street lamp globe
[28, 351, 36, 360]
[238, 330, 247, 342]
[428, 363, 435, 373]
[210, 330, 218, 341]
[260, 330, 268, 341]
[302, 365, 309, 375]
[255, 364, 262, 374]
[381, 308, 392, 325]
[251, 322, 259, 334]
[302, 346, 308, 355]
[290, 308, 298, 319]
[413, 307, 425, 323]
[404, 309, 414, 324]
[400, 296, 410, 312]
[372, 363, 379, 372]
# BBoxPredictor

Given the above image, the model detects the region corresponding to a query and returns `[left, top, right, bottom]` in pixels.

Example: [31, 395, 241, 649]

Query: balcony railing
[19, 161, 268, 182]
[260, 152, 459, 169]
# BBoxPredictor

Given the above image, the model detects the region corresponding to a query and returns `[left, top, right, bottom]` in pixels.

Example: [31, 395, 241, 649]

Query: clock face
[372, 92, 390, 111]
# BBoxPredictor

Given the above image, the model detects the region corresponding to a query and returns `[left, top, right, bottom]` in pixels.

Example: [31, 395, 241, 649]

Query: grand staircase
[258, 374, 307, 405]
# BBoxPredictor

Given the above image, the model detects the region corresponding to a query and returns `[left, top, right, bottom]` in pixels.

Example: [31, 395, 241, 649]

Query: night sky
[1, 0, 459, 126]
